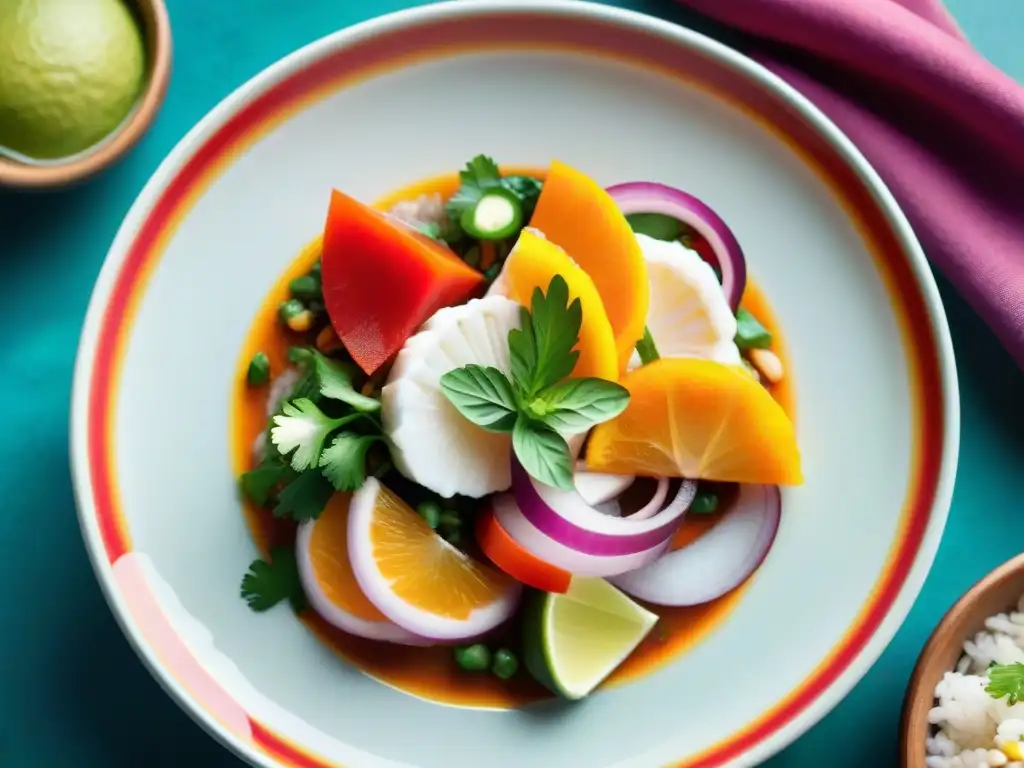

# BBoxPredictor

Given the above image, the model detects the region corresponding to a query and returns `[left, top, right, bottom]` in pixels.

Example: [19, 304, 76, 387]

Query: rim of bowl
[901, 553, 1024, 767]
[69, 1, 960, 766]
[0, 0, 172, 189]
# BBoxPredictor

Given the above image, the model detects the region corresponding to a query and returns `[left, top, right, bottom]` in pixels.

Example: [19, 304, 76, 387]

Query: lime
[0, 0, 145, 160]
[522, 578, 658, 700]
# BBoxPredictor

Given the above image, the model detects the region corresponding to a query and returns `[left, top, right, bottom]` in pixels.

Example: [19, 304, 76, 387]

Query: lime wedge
[522, 578, 659, 700]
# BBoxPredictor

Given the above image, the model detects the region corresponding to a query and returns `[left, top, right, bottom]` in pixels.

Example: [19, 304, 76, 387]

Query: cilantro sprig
[240, 546, 307, 613]
[440, 275, 629, 490]
[241, 348, 388, 523]
[987, 662, 1024, 705]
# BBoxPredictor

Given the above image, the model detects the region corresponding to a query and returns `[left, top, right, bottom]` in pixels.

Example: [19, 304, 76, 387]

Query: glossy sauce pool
[229, 171, 795, 709]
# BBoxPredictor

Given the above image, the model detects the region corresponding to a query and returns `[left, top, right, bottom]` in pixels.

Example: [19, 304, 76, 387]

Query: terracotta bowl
[0, 0, 172, 189]
[902, 553, 1024, 766]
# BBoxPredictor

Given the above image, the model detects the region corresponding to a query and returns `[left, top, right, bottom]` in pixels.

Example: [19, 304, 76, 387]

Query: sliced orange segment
[504, 229, 619, 382]
[306, 494, 384, 621]
[296, 494, 425, 643]
[347, 478, 522, 640]
[585, 358, 802, 485]
[529, 160, 649, 370]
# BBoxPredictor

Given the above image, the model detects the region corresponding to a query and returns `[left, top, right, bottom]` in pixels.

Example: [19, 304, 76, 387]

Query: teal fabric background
[0, 1, 1020, 765]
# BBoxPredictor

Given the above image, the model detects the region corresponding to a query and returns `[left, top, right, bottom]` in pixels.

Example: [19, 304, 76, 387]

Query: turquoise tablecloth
[1, 1, 1021, 765]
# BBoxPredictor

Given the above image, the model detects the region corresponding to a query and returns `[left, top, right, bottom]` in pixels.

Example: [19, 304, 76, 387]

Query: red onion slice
[574, 467, 635, 506]
[607, 181, 747, 311]
[492, 492, 674, 577]
[590, 477, 668, 521]
[628, 478, 670, 521]
[610, 484, 781, 606]
[511, 460, 696, 556]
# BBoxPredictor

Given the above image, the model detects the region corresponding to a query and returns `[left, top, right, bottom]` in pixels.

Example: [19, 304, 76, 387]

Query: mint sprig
[440, 275, 629, 490]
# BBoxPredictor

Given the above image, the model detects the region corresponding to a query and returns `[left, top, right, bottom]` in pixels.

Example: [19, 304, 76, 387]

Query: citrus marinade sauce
[229, 171, 795, 709]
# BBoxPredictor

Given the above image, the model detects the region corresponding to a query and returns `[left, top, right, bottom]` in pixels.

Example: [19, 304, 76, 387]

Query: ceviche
[233, 156, 802, 703]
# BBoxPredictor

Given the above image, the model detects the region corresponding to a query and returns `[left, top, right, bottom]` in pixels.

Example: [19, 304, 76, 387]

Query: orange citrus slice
[585, 358, 802, 485]
[296, 493, 425, 644]
[503, 228, 619, 381]
[529, 160, 649, 370]
[347, 478, 522, 640]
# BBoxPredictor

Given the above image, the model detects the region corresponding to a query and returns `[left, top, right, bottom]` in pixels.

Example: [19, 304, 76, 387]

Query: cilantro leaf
[319, 433, 385, 492]
[520, 275, 582, 396]
[240, 458, 295, 507]
[311, 351, 380, 412]
[987, 663, 1024, 705]
[273, 469, 334, 522]
[270, 398, 365, 472]
[508, 305, 538, 393]
[529, 378, 630, 433]
[445, 155, 503, 220]
[512, 418, 574, 490]
[440, 365, 519, 433]
[500, 175, 543, 219]
[240, 545, 307, 613]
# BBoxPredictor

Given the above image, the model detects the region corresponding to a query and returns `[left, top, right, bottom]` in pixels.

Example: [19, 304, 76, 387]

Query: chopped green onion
[247, 352, 271, 386]
[459, 187, 524, 241]
[454, 644, 492, 672]
[635, 327, 660, 365]
[735, 308, 772, 350]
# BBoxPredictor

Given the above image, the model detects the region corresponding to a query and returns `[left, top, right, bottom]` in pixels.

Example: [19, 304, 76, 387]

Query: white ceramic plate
[70, 2, 959, 766]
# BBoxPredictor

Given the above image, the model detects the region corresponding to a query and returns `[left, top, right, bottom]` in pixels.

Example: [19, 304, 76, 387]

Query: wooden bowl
[901, 552, 1024, 766]
[0, 0, 171, 189]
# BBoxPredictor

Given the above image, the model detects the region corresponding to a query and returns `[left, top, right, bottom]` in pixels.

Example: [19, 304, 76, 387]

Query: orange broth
[229, 171, 795, 709]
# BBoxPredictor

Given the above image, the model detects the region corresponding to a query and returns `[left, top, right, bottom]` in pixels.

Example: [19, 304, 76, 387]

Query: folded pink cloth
[679, 0, 1024, 367]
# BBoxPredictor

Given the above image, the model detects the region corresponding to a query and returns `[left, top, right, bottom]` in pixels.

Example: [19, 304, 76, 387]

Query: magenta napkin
[679, 0, 1024, 367]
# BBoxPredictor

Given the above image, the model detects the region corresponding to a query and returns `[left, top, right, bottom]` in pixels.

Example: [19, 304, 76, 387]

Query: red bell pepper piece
[321, 190, 485, 375]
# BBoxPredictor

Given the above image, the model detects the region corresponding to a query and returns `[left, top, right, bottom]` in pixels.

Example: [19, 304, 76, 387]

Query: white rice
[927, 592, 1024, 767]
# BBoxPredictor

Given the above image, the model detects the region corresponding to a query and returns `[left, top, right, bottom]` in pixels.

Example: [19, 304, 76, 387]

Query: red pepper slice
[321, 190, 484, 375]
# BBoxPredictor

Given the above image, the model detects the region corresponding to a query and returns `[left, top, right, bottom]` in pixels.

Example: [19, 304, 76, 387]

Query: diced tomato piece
[321, 190, 485, 375]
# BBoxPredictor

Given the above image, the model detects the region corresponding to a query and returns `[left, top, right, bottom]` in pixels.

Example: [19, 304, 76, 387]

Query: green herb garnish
[626, 212, 689, 243]
[273, 469, 334, 522]
[635, 327, 660, 366]
[310, 350, 380, 412]
[319, 433, 386, 492]
[240, 546, 307, 613]
[440, 275, 629, 490]
[987, 663, 1024, 705]
[446, 155, 504, 221]
[735, 308, 773, 350]
[509, 274, 581, 398]
[500, 175, 543, 220]
[240, 457, 294, 506]
[270, 399, 367, 472]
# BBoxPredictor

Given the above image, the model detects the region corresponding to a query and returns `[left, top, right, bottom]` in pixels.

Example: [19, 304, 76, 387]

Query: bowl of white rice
[904, 554, 1024, 768]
